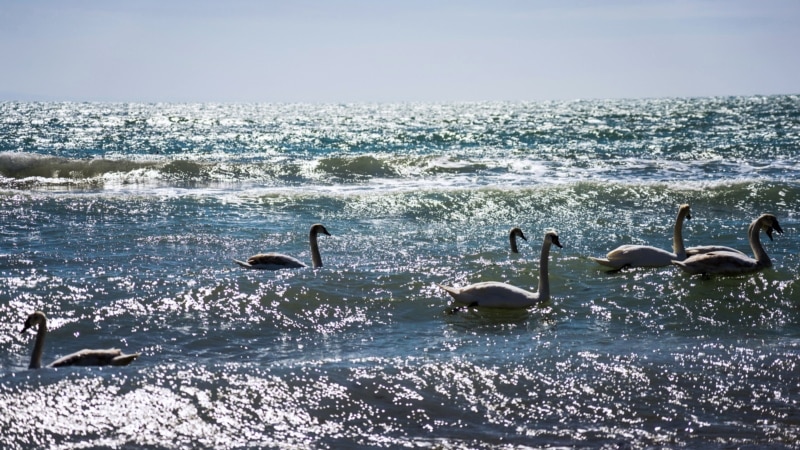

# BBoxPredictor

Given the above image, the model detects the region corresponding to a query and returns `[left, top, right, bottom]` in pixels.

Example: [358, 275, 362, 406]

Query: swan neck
[29, 320, 46, 369]
[749, 219, 770, 266]
[537, 240, 552, 300]
[310, 229, 323, 268]
[673, 209, 687, 259]
[509, 234, 519, 253]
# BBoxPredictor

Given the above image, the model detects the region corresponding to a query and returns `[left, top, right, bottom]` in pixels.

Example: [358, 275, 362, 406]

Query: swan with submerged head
[672, 213, 783, 276]
[438, 230, 562, 308]
[234, 223, 331, 270]
[20, 311, 140, 369]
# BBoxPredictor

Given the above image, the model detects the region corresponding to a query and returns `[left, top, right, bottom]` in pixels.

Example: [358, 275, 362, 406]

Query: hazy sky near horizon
[1, 0, 798, 103]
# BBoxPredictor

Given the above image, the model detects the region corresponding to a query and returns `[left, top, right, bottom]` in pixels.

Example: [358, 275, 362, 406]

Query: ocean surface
[0, 97, 798, 449]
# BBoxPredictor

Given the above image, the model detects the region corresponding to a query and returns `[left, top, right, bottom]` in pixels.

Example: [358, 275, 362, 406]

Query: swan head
[510, 227, 527, 241]
[311, 223, 331, 237]
[20, 311, 46, 334]
[545, 230, 563, 248]
[759, 214, 783, 241]
[679, 204, 692, 220]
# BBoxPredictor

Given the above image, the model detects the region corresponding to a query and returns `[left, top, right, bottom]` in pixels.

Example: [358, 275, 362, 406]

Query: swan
[438, 230, 562, 308]
[589, 204, 691, 270]
[509, 227, 527, 253]
[685, 244, 747, 257]
[234, 223, 331, 270]
[672, 213, 783, 276]
[20, 311, 140, 369]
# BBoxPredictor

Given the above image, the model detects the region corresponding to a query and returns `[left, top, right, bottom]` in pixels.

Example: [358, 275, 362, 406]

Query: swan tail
[233, 259, 253, 268]
[436, 283, 460, 297]
[588, 256, 617, 268]
[671, 260, 693, 272]
[111, 352, 141, 366]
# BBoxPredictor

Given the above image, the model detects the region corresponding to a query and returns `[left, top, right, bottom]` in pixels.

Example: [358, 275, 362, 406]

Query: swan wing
[685, 245, 747, 257]
[438, 281, 540, 308]
[48, 348, 140, 368]
[588, 256, 622, 269]
[672, 251, 759, 275]
[598, 245, 678, 268]
[238, 253, 307, 270]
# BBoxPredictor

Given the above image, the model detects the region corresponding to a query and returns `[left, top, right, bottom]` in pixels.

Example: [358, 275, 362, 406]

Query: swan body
[20, 311, 140, 369]
[685, 245, 746, 257]
[590, 204, 691, 270]
[234, 223, 331, 270]
[509, 227, 527, 253]
[673, 214, 783, 276]
[439, 230, 562, 308]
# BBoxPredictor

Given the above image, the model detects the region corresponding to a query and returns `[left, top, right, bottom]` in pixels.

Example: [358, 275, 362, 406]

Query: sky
[1, 0, 798, 103]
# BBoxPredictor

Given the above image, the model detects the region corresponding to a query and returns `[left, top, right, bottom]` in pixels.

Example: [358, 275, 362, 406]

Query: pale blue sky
[1, 0, 798, 102]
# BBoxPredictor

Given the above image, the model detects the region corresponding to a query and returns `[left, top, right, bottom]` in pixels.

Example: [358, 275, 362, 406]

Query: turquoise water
[1, 97, 799, 448]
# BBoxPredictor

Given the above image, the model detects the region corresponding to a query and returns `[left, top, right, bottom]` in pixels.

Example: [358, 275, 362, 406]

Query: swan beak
[766, 224, 783, 241]
[520, 233, 527, 241]
[686, 212, 692, 220]
[552, 236, 563, 249]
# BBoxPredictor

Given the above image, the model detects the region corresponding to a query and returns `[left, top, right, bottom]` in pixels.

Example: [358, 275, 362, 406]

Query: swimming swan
[234, 223, 331, 270]
[672, 213, 783, 276]
[509, 227, 527, 253]
[20, 311, 140, 369]
[438, 230, 562, 308]
[589, 204, 691, 270]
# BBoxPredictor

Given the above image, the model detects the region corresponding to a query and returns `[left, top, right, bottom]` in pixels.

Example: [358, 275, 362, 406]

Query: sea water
[0, 97, 798, 448]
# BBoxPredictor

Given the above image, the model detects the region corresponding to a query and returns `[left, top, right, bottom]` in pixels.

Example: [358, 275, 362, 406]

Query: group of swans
[589, 205, 782, 276]
[229, 210, 783, 310]
[17, 224, 332, 371]
[17, 210, 783, 370]
[231, 222, 560, 309]
[438, 207, 783, 310]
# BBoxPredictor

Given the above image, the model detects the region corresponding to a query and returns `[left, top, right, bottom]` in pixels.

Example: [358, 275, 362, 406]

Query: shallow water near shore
[1, 97, 799, 448]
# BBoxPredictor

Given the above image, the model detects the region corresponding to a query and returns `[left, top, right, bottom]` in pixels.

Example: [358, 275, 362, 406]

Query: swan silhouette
[438, 230, 562, 308]
[234, 223, 331, 270]
[509, 227, 527, 253]
[590, 204, 691, 270]
[20, 311, 140, 369]
[672, 213, 783, 276]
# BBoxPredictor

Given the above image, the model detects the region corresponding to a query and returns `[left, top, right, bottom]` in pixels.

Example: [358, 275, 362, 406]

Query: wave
[1, 149, 798, 194]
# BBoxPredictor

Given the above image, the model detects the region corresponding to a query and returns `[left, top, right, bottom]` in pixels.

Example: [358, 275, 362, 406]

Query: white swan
[234, 223, 331, 270]
[20, 311, 140, 369]
[438, 230, 562, 308]
[509, 227, 527, 253]
[672, 213, 783, 276]
[589, 204, 691, 270]
[685, 244, 746, 257]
